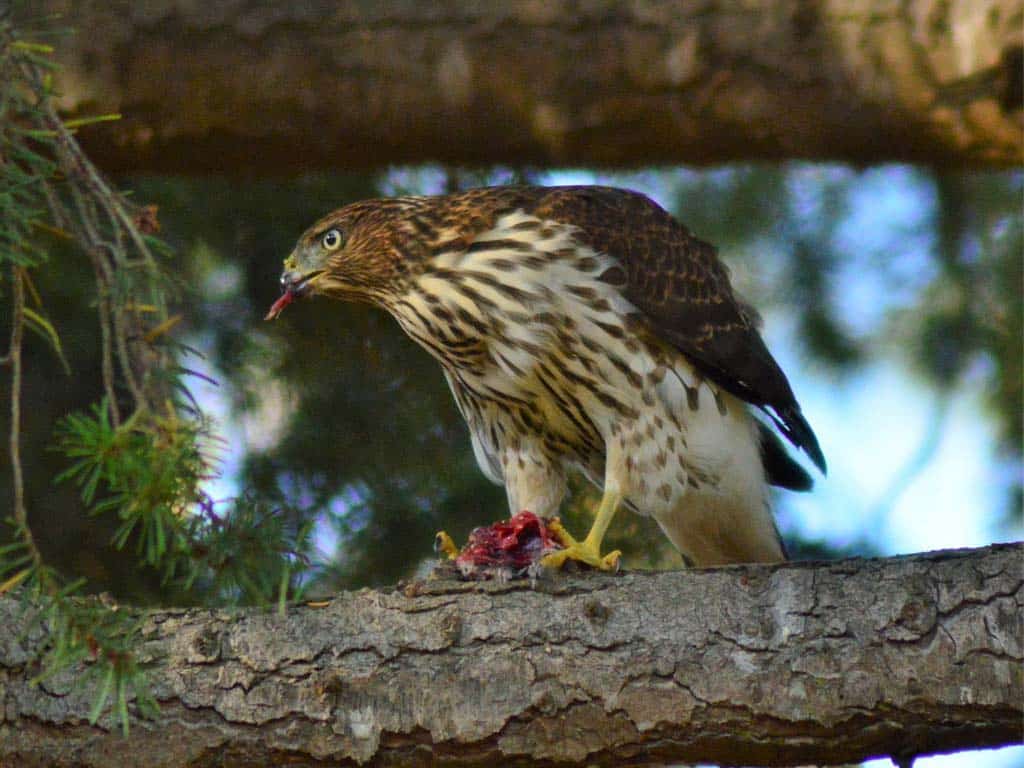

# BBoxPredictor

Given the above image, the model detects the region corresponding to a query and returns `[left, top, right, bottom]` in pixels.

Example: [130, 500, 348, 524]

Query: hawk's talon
[434, 530, 459, 560]
[540, 519, 621, 572]
[540, 542, 621, 571]
[546, 517, 573, 547]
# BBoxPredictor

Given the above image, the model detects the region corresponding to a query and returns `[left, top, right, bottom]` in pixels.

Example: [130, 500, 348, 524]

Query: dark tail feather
[767, 405, 827, 475]
[759, 423, 814, 491]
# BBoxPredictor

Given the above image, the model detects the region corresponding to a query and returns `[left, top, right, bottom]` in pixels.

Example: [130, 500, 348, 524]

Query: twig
[94, 269, 120, 424]
[9, 264, 26, 525]
[37, 93, 174, 415]
[7, 264, 42, 566]
[42, 100, 162, 279]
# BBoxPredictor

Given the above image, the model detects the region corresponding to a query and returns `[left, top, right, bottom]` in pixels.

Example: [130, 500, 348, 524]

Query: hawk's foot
[541, 518, 621, 571]
[434, 530, 459, 560]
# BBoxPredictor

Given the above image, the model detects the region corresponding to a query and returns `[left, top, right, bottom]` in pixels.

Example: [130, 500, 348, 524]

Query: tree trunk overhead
[44, 0, 1023, 173]
[1, 543, 1021, 767]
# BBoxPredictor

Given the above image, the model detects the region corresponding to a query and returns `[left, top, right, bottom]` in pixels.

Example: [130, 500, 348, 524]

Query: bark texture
[41, 0, 1024, 174]
[1, 543, 1021, 767]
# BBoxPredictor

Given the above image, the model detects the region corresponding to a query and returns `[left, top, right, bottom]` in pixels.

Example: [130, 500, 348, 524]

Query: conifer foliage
[0, 12, 313, 733]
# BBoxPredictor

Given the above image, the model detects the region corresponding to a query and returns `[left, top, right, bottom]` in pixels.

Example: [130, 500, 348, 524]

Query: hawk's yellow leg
[541, 490, 623, 571]
[434, 531, 459, 560]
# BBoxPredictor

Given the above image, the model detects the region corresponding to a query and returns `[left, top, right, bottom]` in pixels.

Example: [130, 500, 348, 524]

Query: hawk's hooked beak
[265, 269, 323, 320]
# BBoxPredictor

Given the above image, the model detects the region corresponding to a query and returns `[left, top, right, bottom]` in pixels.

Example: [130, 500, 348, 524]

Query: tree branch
[1, 543, 1021, 766]
[43, 0, 1023, 173]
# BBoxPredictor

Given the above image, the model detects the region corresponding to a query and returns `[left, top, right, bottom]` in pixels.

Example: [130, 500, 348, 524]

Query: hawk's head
[267, 198, 423, 319]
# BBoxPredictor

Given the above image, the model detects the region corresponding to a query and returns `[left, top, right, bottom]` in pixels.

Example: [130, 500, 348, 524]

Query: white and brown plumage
[269, 186, 826, 568]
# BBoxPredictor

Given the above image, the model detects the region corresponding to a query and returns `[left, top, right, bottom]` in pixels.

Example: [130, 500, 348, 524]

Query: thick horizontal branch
[43, 0, 1023, 173]
[1, 543, 1021, 767]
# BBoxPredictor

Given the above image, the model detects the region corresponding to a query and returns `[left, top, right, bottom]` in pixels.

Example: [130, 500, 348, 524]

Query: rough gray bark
[1, 543, 1021, 767]
[41, 0, 1023, 174]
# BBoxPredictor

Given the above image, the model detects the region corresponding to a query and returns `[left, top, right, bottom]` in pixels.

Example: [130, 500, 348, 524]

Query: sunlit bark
[43, 0, 1024, 173]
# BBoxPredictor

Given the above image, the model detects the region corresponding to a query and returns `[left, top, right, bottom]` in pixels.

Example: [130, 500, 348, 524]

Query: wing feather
[531, 186, 827, 475]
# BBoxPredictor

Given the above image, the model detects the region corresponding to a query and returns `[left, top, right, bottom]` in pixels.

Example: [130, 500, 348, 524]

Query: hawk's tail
[759, 423, 813, 491]
[767, 405, 827, 476]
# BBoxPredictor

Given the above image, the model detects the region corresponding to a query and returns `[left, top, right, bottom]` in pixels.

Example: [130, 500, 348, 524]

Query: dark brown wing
[533, 185, 827, 475]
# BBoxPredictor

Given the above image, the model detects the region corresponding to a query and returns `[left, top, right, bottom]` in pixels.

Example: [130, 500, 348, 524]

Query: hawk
[268, 186, 825, 569]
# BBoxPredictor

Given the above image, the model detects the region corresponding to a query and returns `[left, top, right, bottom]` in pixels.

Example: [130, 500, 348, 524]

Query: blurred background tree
[5, 164, 1019, 594]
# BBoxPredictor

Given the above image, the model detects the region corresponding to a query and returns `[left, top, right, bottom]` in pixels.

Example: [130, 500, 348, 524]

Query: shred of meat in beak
[265, 290, 295, 320]
[266, 270, 322, 321]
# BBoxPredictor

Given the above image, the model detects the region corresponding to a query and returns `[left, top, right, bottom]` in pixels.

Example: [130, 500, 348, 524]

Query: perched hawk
[268, 186, 825, 569]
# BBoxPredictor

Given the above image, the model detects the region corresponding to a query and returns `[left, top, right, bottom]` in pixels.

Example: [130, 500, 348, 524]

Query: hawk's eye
[321, 229, 343, 251]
